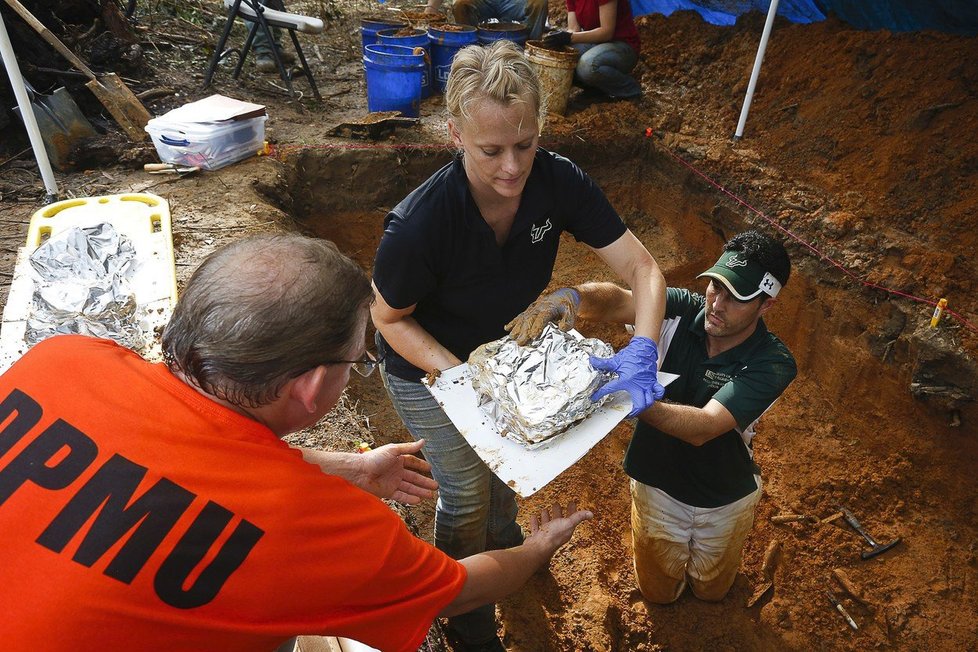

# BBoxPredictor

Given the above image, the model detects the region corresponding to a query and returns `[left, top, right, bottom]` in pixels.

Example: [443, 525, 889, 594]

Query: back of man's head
[724, 230, 791, 289]
[162, 233, 371, 408]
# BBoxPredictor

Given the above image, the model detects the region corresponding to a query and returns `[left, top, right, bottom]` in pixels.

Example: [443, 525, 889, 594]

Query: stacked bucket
[360, 15, 546, 116]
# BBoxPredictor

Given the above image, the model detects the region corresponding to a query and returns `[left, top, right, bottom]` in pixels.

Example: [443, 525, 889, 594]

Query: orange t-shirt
[0, 336, 465, 652]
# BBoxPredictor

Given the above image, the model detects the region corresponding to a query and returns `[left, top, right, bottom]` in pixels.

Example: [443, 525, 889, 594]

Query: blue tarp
[630, 0, 978, 34]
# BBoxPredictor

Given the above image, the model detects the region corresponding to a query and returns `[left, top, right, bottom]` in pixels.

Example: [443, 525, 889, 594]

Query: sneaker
[255, 52, 279, 73]
[278, 48, 296, 65]
[255, 49, 296, 73]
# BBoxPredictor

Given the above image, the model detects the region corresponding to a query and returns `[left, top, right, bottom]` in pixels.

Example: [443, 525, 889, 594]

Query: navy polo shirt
[624, 288, 797, 508]
[373, 149, 627, 381]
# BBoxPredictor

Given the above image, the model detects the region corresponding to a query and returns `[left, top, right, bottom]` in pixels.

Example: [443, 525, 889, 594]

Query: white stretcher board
[0, 193, 177, 373]
[426, 361, 678, 497]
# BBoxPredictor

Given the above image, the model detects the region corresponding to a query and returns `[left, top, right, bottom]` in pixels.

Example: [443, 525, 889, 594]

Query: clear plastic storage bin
[144, 115, 267, 171]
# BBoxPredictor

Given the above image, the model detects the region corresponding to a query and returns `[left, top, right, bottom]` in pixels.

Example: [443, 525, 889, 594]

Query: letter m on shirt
[36, 453, 197, 584]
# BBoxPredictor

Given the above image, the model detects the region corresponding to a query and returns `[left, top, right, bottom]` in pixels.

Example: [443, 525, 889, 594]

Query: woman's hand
[505, 287, 580, 345]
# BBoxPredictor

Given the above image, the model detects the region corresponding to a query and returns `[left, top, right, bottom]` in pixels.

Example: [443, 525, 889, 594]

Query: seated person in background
[542, 0, 641, 100]
[0, 233, 593, 652]
[249, 0, 297, 73]
[425, 0, 548, 40]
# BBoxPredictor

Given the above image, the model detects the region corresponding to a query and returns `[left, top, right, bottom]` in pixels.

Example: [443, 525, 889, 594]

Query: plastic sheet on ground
[629, 0, 978, 33]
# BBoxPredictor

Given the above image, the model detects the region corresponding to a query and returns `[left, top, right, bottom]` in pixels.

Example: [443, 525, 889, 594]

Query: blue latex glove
[590, 336, 666, 418]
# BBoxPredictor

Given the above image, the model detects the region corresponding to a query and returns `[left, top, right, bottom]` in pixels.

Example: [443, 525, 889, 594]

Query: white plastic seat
[225, 0, 323, 34]
[203, 0, 322, 100]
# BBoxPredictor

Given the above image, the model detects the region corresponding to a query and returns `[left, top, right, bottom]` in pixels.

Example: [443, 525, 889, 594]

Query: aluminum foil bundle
[469, 323, 614, 449]
[26, 223, 144, 350]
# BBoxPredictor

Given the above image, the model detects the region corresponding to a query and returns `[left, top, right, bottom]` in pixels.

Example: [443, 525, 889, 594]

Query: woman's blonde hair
[445, 40, 543, 127]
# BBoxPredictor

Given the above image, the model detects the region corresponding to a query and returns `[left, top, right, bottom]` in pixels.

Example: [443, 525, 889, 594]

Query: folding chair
[203, 0, 323, 100]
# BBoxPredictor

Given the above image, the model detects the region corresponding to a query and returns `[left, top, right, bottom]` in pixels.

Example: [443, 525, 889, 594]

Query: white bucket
[525, 40, 579, 116]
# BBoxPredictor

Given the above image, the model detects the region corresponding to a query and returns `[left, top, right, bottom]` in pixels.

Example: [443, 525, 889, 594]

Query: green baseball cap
[697, 250, 782, 301]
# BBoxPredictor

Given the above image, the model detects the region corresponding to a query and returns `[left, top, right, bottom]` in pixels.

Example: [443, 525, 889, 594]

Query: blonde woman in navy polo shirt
[370, 41, 667, 651]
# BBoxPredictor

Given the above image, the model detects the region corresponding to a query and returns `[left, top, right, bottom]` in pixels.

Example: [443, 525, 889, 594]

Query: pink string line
[268, 143, 454, 155]
[659, 143, 977, 334]
[264, 140, 976, 332]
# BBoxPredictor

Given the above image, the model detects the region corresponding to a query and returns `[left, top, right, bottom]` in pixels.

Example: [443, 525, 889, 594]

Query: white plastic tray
[426, 357, 677, 497]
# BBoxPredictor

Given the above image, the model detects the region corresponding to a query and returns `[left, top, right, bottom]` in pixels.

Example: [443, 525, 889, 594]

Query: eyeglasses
[325, 350, 384, 378]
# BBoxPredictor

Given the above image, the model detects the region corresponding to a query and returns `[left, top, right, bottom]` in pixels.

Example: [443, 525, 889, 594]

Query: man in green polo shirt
[506, 230, 796, 603]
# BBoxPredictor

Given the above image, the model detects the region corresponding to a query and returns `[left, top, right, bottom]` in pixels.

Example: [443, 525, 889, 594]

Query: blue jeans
[380, 363, 524, 645]
[573, 41, 640, 98]
[252, 0, 282, 55]
[453, 0, 548, 40]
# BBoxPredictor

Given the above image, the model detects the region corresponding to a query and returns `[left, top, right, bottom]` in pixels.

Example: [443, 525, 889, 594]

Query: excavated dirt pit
[0, 2, 975, 649]
[277, 144, 978, 651]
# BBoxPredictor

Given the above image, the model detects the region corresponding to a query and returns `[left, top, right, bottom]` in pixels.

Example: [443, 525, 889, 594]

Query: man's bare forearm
[638, 400, 736, 446]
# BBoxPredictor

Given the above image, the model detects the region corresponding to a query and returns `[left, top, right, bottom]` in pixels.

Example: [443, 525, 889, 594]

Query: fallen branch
[136, 87, 176, 102]
[146, 31, 202, 46]
[0, 148, 31, 169]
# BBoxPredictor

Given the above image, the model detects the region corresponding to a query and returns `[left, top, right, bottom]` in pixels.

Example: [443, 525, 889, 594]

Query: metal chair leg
[203, 1, 242, 89]
[206, 0, 320, 100]
[232, 22, 261, 79]
[288, 29, 321, 100]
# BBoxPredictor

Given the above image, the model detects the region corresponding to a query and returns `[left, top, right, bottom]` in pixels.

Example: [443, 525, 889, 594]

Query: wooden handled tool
[826, 590, 859, 631]
[831, 568, 869, 606]
[144, 163, 199, 174]
[746, 539, 782, 607]
[771, 513, 817, 524]
[3, 0, 150, 141]
[840, 506, 901, 560]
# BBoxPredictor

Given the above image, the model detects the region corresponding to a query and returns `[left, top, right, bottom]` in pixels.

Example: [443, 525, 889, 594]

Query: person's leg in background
[253, 0, 295, 73]
[380, 363, 514, 650]
[454, 0, 544, 39]
[686, 477, 762, 601]
[452, 0, 491, 27]
[491, 0, 546, 39]
[573, 41, 640, 99]
[630, 479, 692, 603]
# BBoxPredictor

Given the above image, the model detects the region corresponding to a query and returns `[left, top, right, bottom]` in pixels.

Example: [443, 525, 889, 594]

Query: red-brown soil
[0, 1, 975, 650]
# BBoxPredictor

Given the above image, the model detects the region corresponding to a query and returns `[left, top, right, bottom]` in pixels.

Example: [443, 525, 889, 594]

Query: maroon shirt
[567, 0, 640, 54]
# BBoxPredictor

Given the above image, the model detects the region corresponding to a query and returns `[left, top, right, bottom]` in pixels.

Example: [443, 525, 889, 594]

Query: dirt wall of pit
[271, 138, 977, 650]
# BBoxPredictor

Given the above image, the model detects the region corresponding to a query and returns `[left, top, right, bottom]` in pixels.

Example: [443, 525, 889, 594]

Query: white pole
[734, 0, 780, 140]
[0, 11, 59, 201]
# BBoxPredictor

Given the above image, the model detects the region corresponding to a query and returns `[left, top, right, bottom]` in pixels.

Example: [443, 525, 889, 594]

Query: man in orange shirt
[0, 233, 591, 652]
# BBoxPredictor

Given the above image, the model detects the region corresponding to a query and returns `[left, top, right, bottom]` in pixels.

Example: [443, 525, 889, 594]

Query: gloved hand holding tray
[425, 328, 676, 497]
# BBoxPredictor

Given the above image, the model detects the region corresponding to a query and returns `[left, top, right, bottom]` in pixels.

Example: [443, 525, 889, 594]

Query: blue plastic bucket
[427, 25, 478, 93]
[363, 44, 425, 117]
[360, 16, 408, 54]
[378, 28, 432, 99]
[476, 21, 528, 49]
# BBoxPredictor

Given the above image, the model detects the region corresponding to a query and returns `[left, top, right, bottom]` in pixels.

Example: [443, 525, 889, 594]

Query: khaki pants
[630, 477, 761, 603]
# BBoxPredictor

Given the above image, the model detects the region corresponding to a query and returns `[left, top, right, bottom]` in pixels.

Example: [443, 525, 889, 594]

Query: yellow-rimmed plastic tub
[0, 193, 177, 372]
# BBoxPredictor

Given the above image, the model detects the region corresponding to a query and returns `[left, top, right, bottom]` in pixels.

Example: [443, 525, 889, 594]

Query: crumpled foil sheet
[26, 223, 144, 350]
[469, 323, 614, 449]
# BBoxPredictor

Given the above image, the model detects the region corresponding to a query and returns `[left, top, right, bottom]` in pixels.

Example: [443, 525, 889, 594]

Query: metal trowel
[746, 539, 782, 607]
[328, 111, 419, 140]
[12, 80, 96, 170]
